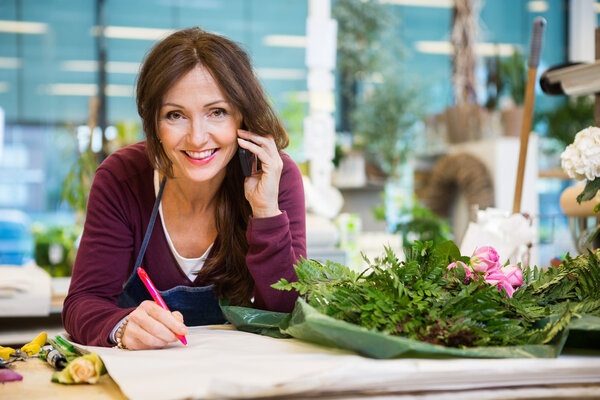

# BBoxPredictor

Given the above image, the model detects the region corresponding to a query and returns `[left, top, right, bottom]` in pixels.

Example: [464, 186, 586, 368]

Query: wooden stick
[512, 68, 538, 214]
[512, 18, 546, 214]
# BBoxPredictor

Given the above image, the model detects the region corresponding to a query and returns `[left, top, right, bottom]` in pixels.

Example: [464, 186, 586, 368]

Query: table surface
[4, 355, 600, 400]
[2, 322, 600, 400]
[0, 357, 126, 400]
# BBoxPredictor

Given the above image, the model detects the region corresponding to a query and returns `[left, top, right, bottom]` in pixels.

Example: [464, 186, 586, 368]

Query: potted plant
[32, 223, 81, 277]
[499, 50, 527, 137]
[351, 75, 424, 181]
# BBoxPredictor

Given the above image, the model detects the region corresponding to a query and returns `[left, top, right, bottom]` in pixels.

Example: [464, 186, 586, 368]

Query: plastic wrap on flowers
[220, 302, 290, 339]
[222, 242, 600, 359]
[222, 299, 568, 359]
[562, 315, 600, 350]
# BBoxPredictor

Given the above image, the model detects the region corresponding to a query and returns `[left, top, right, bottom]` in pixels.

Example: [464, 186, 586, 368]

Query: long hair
[136, 27, 288, 305]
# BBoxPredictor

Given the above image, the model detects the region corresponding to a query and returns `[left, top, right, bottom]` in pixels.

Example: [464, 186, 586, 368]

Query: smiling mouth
[183, 149, 218, 160]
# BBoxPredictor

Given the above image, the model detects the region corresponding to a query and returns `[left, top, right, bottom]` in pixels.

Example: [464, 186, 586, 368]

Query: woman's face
[158, 65, 242, 184]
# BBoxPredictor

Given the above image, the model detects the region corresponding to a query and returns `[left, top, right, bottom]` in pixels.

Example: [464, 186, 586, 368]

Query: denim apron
[117, 176, 226, 326]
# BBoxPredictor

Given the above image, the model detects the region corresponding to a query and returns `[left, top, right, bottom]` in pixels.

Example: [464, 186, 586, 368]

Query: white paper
[76, 326, 600, 400]
[0, 262, 51, 316]
[460, 208, 536, 265]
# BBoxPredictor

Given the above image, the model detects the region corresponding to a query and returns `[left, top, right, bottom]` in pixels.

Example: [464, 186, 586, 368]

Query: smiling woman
[157, 66, 242, 185]
[62, 27, 307, 350]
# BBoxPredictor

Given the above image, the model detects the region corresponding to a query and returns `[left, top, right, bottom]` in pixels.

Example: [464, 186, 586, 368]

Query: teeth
[184, 149, 216, 159]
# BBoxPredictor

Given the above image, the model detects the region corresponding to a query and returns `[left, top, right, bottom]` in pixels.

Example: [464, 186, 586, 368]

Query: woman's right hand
[121, 300, 188, 350]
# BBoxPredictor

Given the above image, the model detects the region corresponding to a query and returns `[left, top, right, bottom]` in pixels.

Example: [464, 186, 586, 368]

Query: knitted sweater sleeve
[245, 153, 306, 312]
[62, 166, 136, 346]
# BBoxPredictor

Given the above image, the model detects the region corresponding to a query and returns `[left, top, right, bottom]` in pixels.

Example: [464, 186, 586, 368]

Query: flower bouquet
[222, 240, 600, 358]
[559, 126, 600, 252]
[561, 126, 600, 208]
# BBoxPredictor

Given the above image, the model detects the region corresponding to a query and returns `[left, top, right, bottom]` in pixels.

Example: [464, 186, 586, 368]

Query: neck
[162, 174, 223, 215]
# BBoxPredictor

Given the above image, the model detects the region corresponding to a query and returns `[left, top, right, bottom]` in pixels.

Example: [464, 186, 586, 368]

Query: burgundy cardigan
[62, 141, 306, 346]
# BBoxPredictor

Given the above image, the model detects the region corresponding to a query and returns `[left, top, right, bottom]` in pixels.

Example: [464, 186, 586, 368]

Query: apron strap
[132, 175, 167, 272]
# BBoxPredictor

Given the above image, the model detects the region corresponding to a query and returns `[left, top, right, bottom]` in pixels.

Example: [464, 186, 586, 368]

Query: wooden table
[3, 348, 600, 399]
[0, 357, 126, 400]
[4, 356, 600, 400]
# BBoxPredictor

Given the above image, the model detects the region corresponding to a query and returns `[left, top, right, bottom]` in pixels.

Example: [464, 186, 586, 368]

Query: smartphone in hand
[238, 147, 262, 177]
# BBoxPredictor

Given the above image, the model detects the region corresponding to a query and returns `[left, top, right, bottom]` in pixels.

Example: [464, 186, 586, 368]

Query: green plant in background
[397, 203, 451, 246]
[484, 54, 504, 110]
[33, 121, 142, 276]
[61, 148, 98, 225]
[279, 93, 307, 162]
[32, 223, 82, 277]
[535, 96, 594, 148]
[499, 50, 526, 106]
[351, 75, 424, 178]
[33, 128, 97, 276]
[373, 200, 451, 246]
[333, 0, 397, 133]
[334, 0, 426, 181]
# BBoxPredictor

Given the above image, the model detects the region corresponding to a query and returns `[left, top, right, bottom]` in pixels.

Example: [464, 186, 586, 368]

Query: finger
[122, 319, 169, 350]
[142, 301, 188, 337]
[237, 130, 277, 152]
[127, 310, 176, 346]
[144, 303, 187, 335]
[131, 301, 186, 342]
[237, 138, 281, 171]
[172, 311, 186, 328]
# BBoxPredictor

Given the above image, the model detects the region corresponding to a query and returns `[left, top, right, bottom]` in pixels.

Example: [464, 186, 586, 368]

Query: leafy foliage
[499, 50, 526, 105]
[61, 148, 98, 220]
[576, 178, 600, 204]
[275, 242, 600, 348]
[333, 0, 394, 78]
[535, 96, 594, 148]
[351, 76, 424, 177]
[395, 202, 452, 246]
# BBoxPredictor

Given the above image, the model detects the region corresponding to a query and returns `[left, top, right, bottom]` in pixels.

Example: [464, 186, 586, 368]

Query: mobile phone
[238, 147, 261, 177]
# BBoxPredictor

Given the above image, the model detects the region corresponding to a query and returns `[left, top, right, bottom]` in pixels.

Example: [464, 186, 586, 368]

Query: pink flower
[470, 246, 500, 273]
[501, 264, 523, 288]
[484, 268, 515, 298]
[446, 261, 472, 281]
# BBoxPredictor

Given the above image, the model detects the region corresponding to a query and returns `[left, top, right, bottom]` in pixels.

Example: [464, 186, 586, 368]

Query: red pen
[137, 267, 187, 345]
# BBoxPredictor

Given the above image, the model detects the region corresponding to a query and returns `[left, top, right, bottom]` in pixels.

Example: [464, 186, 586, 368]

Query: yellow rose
[53, 353, 104, 385]
[68, 357, 97, 383]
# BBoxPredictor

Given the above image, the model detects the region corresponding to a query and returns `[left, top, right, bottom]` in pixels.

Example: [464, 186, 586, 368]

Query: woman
[62, 27, 306, 349]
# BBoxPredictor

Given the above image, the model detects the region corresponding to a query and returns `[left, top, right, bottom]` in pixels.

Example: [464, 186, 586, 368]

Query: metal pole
[96, 0, 107, 158]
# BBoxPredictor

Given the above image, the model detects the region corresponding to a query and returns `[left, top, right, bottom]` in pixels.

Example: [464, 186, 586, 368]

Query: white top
[154, 171, 212, 281]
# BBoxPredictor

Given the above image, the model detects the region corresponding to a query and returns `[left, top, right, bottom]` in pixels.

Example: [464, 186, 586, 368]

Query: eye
[166, 111, 183, 120]
[210, 108, 228, 118]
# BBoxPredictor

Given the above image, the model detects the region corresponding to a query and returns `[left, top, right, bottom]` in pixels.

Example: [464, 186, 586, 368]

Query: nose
[189, 118, 210, 147]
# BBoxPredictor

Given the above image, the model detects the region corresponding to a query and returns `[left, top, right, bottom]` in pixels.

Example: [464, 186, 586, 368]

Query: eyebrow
[161, 100, 228, 108]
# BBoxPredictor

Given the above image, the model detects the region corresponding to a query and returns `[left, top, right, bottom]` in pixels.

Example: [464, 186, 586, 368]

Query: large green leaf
[220, 299, 581, 359]
[576, 178, 600, 203]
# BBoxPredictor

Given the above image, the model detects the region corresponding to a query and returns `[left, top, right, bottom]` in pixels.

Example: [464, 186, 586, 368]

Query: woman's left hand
[237, 129, 282, 218]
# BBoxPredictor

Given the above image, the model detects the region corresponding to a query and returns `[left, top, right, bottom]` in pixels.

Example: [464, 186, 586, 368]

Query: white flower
[561, 126, 600, 181]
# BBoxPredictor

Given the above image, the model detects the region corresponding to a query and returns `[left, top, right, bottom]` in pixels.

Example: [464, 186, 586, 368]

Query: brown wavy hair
[136, 27, 288, 305]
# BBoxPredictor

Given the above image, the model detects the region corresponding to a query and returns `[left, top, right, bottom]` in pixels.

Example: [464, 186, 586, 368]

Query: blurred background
[0, 0, 597, 281]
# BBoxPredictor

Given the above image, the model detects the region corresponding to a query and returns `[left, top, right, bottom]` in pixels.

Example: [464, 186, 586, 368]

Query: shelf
[539, 168, 570, 179]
